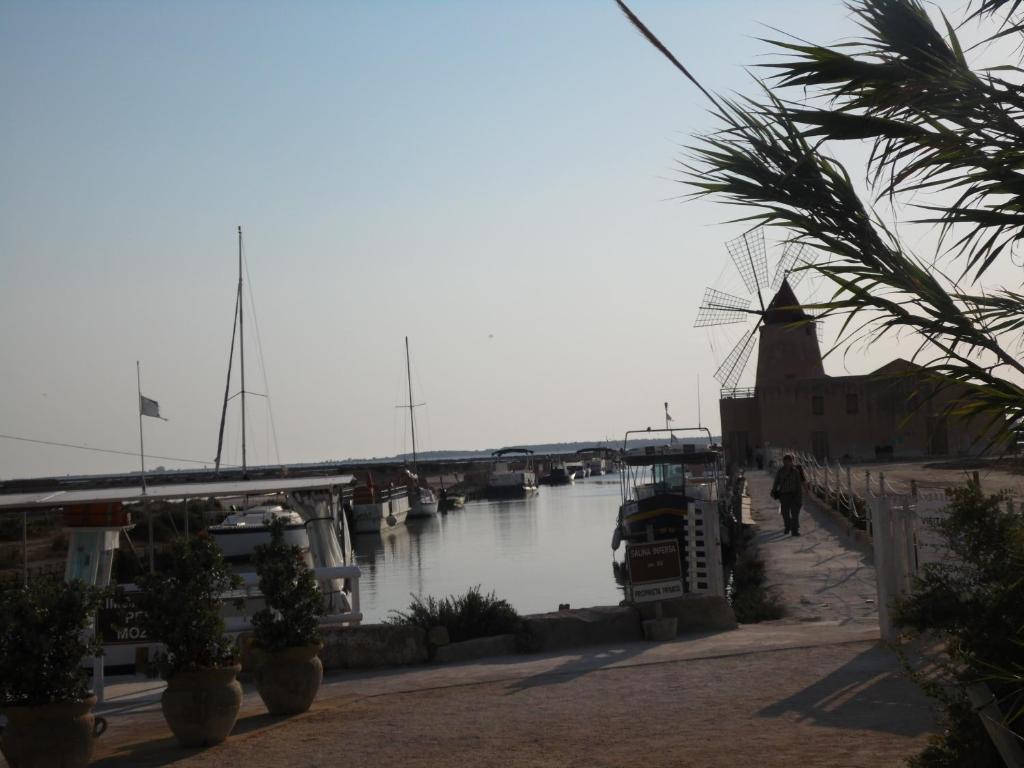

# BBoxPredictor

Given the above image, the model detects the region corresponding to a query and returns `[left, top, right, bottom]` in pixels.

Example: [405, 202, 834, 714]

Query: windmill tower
[695, 227, 822, 391]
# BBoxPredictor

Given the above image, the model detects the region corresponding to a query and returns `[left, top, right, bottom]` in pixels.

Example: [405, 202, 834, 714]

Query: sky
[1, 0, 1016, 479]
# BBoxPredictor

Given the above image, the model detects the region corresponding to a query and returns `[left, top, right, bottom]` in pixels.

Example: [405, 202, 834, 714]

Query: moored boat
[611, 428, 728, 597]
[351, 482, 410, 533]
[438, 488, 466, 511]
[484, 448, 538, 499]
[209, 505, 309, 561]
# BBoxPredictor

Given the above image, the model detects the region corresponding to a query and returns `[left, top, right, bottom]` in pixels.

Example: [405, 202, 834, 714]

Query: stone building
[719, 281, 998, 464]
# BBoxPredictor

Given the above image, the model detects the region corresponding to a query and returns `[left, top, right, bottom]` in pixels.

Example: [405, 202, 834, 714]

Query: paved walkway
[746, 471, 879, 625]
[6, 474, 937, 768]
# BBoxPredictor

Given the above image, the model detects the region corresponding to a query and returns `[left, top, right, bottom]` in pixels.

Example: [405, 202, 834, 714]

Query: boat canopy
[491, 447, 534, 457]
[0, 474, 356, 511]
[622, 449, 720, 467]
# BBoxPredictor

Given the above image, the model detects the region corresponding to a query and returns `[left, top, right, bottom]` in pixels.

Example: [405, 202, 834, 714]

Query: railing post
[846, 465, 854, 519]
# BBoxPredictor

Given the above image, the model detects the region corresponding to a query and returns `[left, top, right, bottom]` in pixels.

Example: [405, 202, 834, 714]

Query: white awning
[0, 474, 356, 510]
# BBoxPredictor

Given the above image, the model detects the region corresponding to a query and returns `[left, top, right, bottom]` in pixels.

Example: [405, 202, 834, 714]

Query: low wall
[317, 601, 735, 671]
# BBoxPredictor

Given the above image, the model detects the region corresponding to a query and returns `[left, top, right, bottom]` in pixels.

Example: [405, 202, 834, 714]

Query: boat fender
[611, 527, 623, 551]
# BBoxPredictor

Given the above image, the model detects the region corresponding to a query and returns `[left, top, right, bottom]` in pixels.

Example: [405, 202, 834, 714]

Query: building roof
[763, 279, 810, 325]
[0, 474, 356, 511]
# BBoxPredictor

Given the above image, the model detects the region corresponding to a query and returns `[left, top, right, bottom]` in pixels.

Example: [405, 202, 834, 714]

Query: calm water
[352, 477, 627, 623]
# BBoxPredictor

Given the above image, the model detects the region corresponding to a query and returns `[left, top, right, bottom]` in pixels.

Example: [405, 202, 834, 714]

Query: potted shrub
[249, 518, 326, 715]
[0, 578, 109, 768]
[135, 534, 242, 747]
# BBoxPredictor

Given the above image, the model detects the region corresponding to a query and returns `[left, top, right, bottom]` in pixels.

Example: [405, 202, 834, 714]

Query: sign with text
[626, 539, 683, 603]
[97, 591, 148, 645]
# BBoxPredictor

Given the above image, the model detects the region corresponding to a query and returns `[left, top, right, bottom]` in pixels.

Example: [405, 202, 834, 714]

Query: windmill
[694, 227, 815, 390]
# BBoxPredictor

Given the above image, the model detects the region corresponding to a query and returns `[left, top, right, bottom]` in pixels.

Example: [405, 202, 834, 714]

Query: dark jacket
[772, 465, 803, 498]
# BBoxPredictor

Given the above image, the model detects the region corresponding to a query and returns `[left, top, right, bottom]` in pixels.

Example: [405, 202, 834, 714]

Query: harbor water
[353, 477, 626, 623]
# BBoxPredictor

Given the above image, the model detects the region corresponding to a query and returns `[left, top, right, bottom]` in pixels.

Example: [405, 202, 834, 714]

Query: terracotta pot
[161, 665, 242, 747]
[0, 696, 106, 768]
[252, 644, 323, 715]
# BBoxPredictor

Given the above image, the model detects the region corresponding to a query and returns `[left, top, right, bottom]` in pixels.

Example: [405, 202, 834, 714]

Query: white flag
[140, 395, 165, 420]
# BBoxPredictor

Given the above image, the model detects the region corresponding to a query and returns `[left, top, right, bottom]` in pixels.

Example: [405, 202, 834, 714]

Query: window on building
[846, 393, 859, 414]
[812, 395, 824, 415]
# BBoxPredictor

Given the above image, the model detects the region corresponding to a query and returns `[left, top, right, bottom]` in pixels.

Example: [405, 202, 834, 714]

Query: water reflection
[353, 480, 629, 622]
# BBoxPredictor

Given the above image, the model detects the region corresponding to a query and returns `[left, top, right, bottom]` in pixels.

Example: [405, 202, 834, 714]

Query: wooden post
[910, 479, 918, 498]
[879, 472, 886, 497]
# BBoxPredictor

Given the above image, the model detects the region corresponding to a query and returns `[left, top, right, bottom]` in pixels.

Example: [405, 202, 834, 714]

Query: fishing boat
[399, 337, 438, 518]
[484, 448, 539, 499]
[611, 427, 728, 597]
[209, 505, 308, 561]
[351, 479, 410, 533]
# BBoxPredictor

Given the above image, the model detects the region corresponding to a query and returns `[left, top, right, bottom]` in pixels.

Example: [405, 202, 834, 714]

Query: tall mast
[238, 226, 247, 477]
[405, 336, 417, 468]
[214, 232, 241, 474]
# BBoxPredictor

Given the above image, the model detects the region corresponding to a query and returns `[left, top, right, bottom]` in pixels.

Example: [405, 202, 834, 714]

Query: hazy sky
[1, 0, 1008, 478]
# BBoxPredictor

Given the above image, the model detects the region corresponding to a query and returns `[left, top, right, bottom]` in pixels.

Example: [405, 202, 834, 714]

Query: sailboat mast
[214, 234, 241, 474]
[238, 226, 247, 476]
[405, 336, 417, 468]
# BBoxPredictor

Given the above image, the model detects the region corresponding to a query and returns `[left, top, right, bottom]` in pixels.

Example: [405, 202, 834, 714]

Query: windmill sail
[725, 229, 769, 300]
[695, 288, 753, 327]
[714, 328, 758, 389]
[772, 242, 811, 290]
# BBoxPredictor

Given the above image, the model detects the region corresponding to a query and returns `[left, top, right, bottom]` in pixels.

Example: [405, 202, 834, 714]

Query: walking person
[771, 454, 804, 536]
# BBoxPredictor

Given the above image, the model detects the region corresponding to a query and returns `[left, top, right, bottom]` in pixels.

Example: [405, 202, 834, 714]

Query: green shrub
[730, 528, 784, 623]
[387, 586, 522, 643]
[134, 534, 240, 678]
[250, 518, 325, 652]
[0, 578, 109, 706]
[894, 484, 1024, 767]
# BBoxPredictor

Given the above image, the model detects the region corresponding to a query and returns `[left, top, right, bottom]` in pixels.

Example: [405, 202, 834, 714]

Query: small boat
[540, 463, 576, 485]
[438, 488, 465, 511]
[565, 461, 586, 480]
[351, 482, 410, 533]
[209, 505, 309, 561]
[410, 486, 439, 517]
[484, 448, 539, 499]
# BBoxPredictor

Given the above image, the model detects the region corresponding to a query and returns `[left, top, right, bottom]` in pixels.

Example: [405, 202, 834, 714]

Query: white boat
[352, 484, 410, 533]
[209, 505, 309, 561]
[587, 458, 607, 476]
[410, 486, 439, 517]
[485, 448, 539, 499]
[400, 336, 439, 518]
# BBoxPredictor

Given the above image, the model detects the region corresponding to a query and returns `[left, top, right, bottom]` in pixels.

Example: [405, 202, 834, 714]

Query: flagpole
[137, 361, 147, 495]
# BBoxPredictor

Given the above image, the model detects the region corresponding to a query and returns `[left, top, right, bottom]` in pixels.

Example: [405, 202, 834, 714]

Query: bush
[134, 534, 240, 678]
[729, 528, 785, 623]
[0, 578, 108, 706]
[387, 586, 522, 643]
[894, 484, 1024, 767]
[250, 518, 325, 652]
